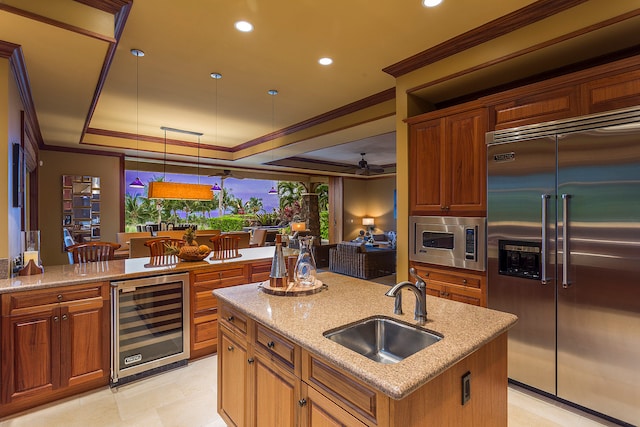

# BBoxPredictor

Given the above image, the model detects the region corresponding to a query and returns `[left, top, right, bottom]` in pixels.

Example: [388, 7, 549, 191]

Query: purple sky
[125, 170, 280, 216]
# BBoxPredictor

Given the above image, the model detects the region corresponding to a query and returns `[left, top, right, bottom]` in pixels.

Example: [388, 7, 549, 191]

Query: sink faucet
[385, 268, 427, 325]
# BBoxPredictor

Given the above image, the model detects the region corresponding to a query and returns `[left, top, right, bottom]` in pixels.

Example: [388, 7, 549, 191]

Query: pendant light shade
[129, 177, 144, 188]
[148, 126, 213, 200]
[268, 186, 278, 194]
[211, 183, 221, 191]
[148, 181, 213, 201]
[129, 48, 145, 189]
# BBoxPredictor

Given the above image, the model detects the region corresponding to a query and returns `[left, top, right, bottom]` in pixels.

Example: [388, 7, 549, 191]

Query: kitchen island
[214, 271, 517, 427]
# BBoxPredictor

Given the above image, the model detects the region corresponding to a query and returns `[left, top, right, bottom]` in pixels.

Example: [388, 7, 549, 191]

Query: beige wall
[342, 176, 396, 241]
[39, 150, 121, 266]
[1, 58, 25, 274]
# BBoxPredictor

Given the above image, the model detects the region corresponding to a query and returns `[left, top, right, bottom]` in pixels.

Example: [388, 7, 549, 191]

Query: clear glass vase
[294, 236, 317, 287]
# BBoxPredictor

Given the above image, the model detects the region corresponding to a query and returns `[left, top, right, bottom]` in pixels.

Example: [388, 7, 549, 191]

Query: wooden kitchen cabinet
[190, 264, 250, 358]
[409, 105, 487, 216]
[300, 382, 366, 427]
[218, 304, 301, 427]
[0, 282, 109, 415]
[411, 263, 486, 307]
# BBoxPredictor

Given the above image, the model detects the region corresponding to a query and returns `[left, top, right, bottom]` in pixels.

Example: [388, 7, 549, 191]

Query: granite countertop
[0, 246, 276, 294]
[214, 271, 518, 400]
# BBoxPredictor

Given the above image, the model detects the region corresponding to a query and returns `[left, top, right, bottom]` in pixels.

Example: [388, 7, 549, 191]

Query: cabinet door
[1, 306, 60, 403]
[218, 327, 249, 427]
[443, 108, 487, 215]
[252, 352, 299, 427]
[300, 383, 366, 427]
[60, 296, 109, 388]
[410, 118, 443, 213]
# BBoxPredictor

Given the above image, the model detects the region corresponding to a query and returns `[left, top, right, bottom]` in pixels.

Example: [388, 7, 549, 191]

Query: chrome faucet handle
[409, 268, 426, 289]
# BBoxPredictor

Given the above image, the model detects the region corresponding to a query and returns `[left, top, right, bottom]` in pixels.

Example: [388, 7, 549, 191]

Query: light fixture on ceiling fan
[355, 153, 384, 176]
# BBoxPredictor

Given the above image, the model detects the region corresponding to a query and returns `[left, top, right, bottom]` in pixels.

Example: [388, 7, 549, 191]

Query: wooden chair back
[144, 238, 185, 257]
[66, 242, 121, 264]
[210, 235, 241, 259]
[249, 228, 268, 247]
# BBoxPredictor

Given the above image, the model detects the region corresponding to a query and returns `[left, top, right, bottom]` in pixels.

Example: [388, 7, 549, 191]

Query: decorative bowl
[177, 250, 211, 262]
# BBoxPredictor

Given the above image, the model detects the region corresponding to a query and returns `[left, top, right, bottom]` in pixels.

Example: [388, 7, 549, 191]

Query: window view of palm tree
[124, 170, 329, 240]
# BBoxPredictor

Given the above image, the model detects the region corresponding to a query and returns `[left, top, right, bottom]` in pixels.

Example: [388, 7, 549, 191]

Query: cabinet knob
[267, 341, 275, 348]
[462, 279, 467, 284]
[62, 314, 68, 321]
[247, 358, 254, 364]
[227, 315, 234, 322]
[227, 345, 234, 351]
[57, 294, 63, 300]
[298, 398, 307, 407]
[54, 316, 59, 322]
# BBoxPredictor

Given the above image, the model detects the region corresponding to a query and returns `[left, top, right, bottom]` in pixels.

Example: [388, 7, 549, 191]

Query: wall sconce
[362, 217, 375, 233]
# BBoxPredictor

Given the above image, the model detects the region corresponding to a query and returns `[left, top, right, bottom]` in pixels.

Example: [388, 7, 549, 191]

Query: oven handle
[540, 194, 550, 285]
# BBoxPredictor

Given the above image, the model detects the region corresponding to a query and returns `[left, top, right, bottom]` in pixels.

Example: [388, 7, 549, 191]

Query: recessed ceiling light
[210, 72, 222, 79]
[130, 48, 145, 57]
[318, 57, 333, 66]
[268, 89, 278, 96]
[235, 21, 253, 32]
[422, 0, 442, 7]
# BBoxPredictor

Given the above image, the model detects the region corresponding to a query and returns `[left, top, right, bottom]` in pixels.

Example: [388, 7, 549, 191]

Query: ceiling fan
[355, 153, 384, 175]
[208, 169, 244, 179]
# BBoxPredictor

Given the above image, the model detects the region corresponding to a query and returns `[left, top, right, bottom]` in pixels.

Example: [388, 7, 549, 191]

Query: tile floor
[0, 355, 620, 427]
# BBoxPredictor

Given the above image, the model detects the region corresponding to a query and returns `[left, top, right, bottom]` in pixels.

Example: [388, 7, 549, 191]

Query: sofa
[329, 241, 396, 279]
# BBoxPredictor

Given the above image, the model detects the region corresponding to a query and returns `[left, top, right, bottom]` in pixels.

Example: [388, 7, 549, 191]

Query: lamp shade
[211, 183, 221, 191]
[291, 221, 306, 232]
[129, 177, 145, 188]
[362, 217, 375, 226]
[268, 186, 278, 194]
[148, 181, 213, 200]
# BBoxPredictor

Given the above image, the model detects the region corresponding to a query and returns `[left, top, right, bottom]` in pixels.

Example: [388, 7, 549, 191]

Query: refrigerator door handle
[562, 193, 571, 288]
[541, 194, 550, 285]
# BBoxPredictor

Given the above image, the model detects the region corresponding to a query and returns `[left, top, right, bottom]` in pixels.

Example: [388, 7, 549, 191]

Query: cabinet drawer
[3, 284, 105, 314]
[218, 305, 248, 336]
[249, 261, 272, 283]
[255, 323, 297, 371]
[427, 271, 480, 289]
[302, 352, 384, 425]
[192, 266, 248, 287]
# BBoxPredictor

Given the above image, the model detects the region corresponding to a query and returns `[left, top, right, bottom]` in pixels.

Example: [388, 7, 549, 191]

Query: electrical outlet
[461, 371, 471, 405]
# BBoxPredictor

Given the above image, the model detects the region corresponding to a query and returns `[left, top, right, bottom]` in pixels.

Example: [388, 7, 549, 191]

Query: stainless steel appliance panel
[409, 216, 486, 271]
[556, 126, 640, 424]
[487, 136, 557, 394]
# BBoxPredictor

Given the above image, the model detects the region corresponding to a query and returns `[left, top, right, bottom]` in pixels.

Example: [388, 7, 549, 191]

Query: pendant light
[209, 72, 226, 216]
[268, 89, 278, 195]
[147, 127, 213, 200]
[129, 48, 145, 188]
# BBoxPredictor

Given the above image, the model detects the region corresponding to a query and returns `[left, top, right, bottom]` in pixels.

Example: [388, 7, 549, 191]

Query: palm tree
[315, 183, 329, 211]
[245, 197, 263, 214]
[278, 181, 305, 210]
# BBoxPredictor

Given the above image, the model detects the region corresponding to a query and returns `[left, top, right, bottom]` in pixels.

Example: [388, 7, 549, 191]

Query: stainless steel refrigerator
[486, 107, 640, 426]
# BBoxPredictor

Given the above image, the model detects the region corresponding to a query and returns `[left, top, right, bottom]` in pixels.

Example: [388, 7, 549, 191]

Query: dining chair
[210, 235, 241, 259]
[249, 228, 268, 247]
[144, 238, 185, 257]
[66, 242, 121, 264]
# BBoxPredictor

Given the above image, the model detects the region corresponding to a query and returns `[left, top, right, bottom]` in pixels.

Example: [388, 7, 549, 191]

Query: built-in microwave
[409, 216, 486, 271]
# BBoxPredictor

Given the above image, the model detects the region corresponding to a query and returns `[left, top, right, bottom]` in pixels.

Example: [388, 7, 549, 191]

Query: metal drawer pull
[227, 345, 234, 351]
[227, 315, 234, 322]
[54, 316, 59, 322]
[57, 294, 63, 300]
[247, 358, 254, 364]
[267, 341, 275, 348]
[298, 398, 307, 407]
[62, 314, 68, 321]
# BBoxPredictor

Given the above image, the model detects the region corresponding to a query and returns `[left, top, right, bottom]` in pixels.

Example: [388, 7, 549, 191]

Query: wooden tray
[259, 279, 326, 296]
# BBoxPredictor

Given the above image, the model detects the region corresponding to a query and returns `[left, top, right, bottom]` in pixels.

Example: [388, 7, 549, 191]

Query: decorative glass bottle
[294, 236, 317, 287]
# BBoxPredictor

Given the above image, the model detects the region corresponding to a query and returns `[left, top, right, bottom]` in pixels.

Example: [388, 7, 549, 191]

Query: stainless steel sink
[323, 316, 442, 364]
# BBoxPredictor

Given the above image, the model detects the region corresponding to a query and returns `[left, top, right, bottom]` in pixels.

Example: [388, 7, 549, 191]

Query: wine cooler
[111, 272, 190, 385]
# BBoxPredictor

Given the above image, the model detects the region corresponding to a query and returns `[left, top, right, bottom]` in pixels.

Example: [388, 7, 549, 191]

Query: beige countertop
[0, 246, 276, 294]
[214, 271, 518, 400]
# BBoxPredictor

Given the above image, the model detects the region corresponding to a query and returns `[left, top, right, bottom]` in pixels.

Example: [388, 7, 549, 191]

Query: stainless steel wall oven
[111, 272, 190, 385]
